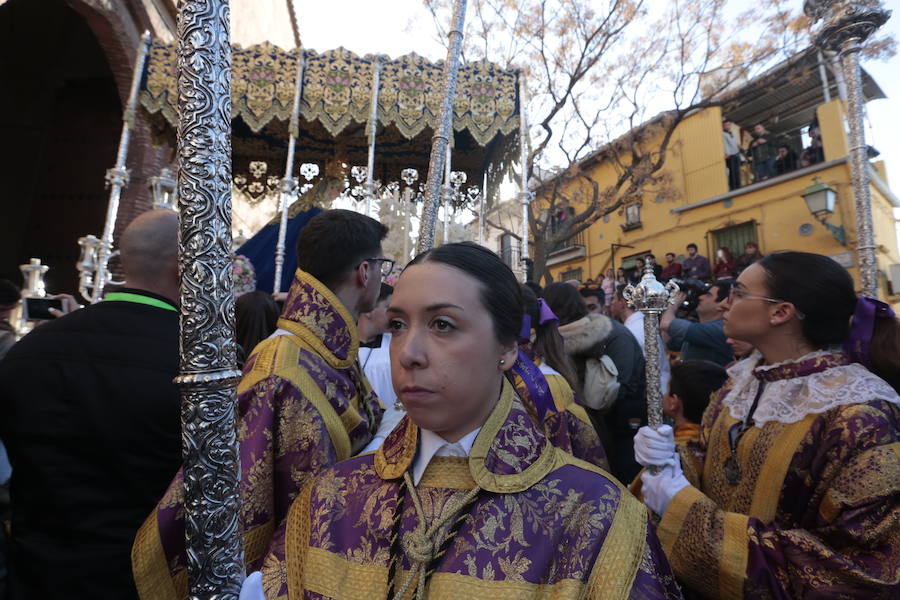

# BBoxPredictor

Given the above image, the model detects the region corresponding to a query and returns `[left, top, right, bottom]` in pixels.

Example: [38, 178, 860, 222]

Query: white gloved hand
[239, 571, 266, 600]
[633, 425, 677, 467]
[640, 462, 690, 515]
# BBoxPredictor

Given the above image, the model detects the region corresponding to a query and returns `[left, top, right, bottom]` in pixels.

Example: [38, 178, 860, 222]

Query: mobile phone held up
[23, 297, 63, 321]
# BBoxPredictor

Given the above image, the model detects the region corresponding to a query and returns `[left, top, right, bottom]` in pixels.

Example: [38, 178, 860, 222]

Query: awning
[139, 41, 521, 199]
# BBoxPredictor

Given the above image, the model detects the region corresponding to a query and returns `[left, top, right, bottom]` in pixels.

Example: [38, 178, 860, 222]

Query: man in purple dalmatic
[132, 210, 388, 598]
[681, 243, 710, 280]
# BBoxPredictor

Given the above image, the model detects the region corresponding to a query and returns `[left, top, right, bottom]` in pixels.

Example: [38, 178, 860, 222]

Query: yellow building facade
[545, 99, 900, 306]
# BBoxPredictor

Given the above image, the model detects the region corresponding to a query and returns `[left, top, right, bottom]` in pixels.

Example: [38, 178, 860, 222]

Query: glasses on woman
[361, 257, 395, 277]
[728, 286, 805, 319]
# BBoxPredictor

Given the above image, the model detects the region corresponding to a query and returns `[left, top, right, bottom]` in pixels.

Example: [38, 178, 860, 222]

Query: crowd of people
[722, 118, 826, 191]
[0, 208, 898, 599]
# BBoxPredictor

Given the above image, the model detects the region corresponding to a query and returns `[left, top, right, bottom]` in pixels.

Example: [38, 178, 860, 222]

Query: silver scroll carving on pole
[518, 71, 532, 282]
[175, 1, 244, 598]
[623, 261, 678, 473]
[274, 50, 306, 294]
[416, 0, 468, 253]
[77, 31, 152, 303]
[805, 0, 890, 298]
[365, 55, 384, 217]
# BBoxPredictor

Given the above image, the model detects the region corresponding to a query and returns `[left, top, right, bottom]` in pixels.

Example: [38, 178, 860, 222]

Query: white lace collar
[722, 349, 898, 428]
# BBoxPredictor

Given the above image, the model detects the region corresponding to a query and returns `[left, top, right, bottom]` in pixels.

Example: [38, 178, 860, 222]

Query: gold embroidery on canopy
[719, 512, 750, 600]
[139, 43, 519, 147]
[587, 487, 647, 600]
[131, 511, 179, 600]
[419, 457, 476, 490]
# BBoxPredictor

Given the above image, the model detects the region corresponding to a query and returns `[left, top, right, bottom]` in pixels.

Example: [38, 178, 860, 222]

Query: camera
[669, 278, 710, 318]
[23, 297, 63, 321]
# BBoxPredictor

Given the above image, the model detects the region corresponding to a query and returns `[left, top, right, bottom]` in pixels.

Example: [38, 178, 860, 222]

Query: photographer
[661, 278, 734, 366]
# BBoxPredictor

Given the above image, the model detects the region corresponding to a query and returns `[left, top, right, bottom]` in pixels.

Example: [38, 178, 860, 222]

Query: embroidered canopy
[139, 41, 521, 195]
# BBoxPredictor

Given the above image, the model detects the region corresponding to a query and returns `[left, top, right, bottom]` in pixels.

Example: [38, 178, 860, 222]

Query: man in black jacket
[0, 210, 181, 599]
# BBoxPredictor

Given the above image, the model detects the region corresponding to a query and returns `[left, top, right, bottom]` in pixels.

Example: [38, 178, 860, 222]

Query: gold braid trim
[657, 485, 707, 558]
[586, 487, 648, 600]
[131, 510, 178, 600]
[286, 481, 315, 600]
[719, 512, 751, 600]
[748, 414, 816, 522]
[239, 335, 353, 461]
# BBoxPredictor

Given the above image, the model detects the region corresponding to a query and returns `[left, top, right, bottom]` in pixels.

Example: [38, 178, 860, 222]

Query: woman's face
[388, 262, 517, 442]
[721, 263, 780, 343]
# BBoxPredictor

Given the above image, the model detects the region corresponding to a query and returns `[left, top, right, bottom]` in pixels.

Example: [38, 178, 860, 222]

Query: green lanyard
[103, 292, 177, 312]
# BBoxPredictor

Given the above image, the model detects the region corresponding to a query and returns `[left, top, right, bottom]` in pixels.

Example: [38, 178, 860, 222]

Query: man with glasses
[133, 210, 389, 595]
[660, 278, 735, 366]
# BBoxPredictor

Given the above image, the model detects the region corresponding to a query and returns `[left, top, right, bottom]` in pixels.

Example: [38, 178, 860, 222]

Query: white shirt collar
[412, 427, 480, 485]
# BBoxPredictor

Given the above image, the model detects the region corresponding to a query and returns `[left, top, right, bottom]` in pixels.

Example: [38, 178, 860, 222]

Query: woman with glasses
[633, 251, 900, 599]
[240, 242, 682, 599]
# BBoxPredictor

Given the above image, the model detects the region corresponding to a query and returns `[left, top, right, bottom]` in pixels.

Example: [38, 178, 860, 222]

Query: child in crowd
[662, 359, 729, 443]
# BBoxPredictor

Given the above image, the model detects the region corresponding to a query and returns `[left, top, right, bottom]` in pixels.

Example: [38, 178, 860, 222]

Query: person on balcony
[723, 119, 743, 190]
[749, 123, 776, 181]
[774, 144, 798, 175]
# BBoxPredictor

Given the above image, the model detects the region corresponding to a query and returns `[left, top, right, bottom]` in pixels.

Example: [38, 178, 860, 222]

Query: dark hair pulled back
[541, 282, 588, 326]
[760, 251, 900, 390]
[408, 242, 522, 345]
[520, 284, 579, 392]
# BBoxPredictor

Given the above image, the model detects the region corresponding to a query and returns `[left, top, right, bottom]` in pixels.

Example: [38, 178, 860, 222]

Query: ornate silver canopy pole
[365, 56, 384, 217]
[80, 32, 152, 303]
[624, 261, 678, 471]
[805, 0, 890, 298]
[517, 71, 531, 281]
[479, 172, 487, 246]
[273, 50, 306, 294]
[176, 1, 244, 598]
[416, 0, 468, 253]
[443, 152, 452, 244]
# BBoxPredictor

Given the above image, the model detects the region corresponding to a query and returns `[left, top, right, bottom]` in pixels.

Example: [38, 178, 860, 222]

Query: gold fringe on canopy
[140, 41, 520, 148]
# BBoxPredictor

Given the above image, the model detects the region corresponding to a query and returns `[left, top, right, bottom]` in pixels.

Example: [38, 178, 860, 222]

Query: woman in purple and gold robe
[133, 209, 388, 599]
[508, 283, 609, 471]
[242, 242, 681, 600]
[635, 251, 900, 599]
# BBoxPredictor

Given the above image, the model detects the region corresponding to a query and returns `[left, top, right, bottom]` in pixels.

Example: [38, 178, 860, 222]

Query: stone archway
[0, 0, 172, 293]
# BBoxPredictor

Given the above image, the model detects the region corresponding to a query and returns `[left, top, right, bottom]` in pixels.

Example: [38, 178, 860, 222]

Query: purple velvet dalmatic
[265, 382, 682, 599]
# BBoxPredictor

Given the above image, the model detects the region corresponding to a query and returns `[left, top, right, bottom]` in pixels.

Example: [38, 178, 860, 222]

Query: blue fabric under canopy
[237, 207, 323, 293]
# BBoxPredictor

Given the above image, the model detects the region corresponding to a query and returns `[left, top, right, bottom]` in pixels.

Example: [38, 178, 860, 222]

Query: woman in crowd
[600, 268, 616, 310]
[235, 290, 279, 367]
[512, 284, 608, 469]
[241, 242, 682, 599]
[543, 282, 646, 482]
[713, 247, 736, 278]
[635, 251, 900, 599]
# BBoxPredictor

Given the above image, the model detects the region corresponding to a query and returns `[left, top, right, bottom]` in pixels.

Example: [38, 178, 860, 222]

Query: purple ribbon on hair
[505, 349, 555, 423]
[518, 298, 559, 341]
[843, 297, 895, 369]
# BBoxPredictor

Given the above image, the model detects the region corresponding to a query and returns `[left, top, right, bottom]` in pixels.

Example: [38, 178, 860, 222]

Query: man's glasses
[361, 257, 395, 277]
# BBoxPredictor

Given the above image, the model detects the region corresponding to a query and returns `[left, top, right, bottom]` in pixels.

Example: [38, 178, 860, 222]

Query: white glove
[240, 571, 266, 600]
[633, 425, 677, 467]
[640, 462, 690, 515]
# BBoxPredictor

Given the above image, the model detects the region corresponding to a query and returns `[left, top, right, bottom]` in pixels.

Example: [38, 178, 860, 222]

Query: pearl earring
[499, 359, 506, 366]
